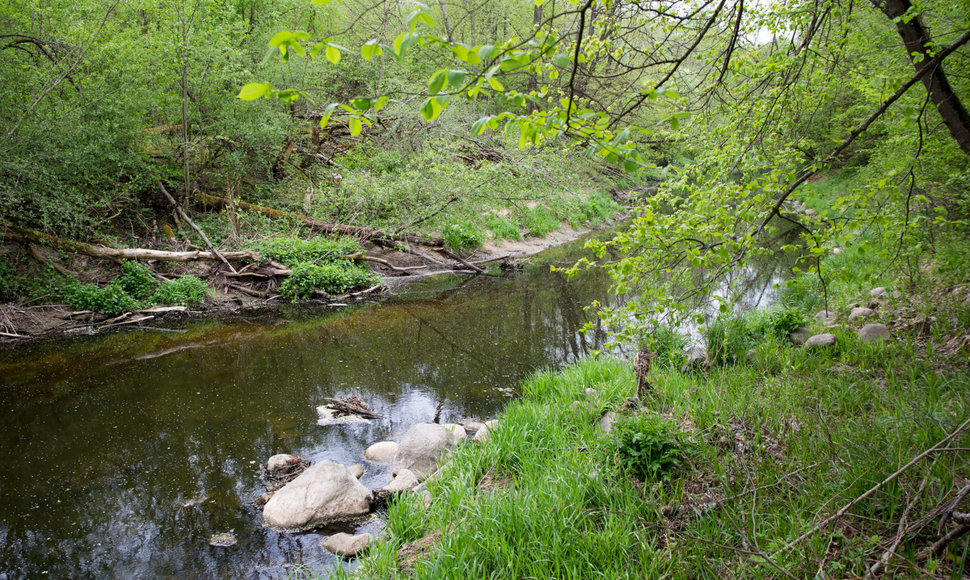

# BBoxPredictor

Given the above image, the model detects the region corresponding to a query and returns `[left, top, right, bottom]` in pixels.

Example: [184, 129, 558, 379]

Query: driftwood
[321, 396, 382, 419]
[195, 192, 445, 248]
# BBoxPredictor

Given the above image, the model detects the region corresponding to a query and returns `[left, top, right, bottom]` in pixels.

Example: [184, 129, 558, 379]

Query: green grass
[338, 297, 970, 578]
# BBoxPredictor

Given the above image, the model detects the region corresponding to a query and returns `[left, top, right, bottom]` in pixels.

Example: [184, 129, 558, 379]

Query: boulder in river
[858, 323, 890, 343]
[322, 532, 374, 558]
[261, 462, 372, 531]
[393, 423, 460, 479]
[266, 454, 302, 473]
[364, 441, 399, 463]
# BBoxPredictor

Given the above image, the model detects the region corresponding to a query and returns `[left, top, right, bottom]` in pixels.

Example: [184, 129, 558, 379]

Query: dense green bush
[642, 326, 688, 369]
[607, 413, 687, 482]
[442, 221, 483, 253]
[758, 307, 808, 339]
[118, 261, 158, 300]
[63, 282, 141, 316]
[278, 262, 380, 300]
[255, 236, 364, 267]
[153, 276, 208, 305]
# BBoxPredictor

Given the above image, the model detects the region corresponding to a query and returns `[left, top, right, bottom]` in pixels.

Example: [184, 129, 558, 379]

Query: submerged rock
[208, 532, 237, 547]
[316, 406, 371, 426]
[261, 462, 372, 531]
[858, 323, 890, 343]
[393, 423, 460, 479]
[364, 441, 399, 463]
[805, 333, 837, 348]
[322, 532, 373, 558]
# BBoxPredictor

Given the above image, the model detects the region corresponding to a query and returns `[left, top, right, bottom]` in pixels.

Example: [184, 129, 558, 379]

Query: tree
[245, 0, 969, 337]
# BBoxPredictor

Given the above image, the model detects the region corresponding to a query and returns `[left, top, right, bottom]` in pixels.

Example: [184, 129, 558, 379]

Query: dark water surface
[0, 236, 625, 579]
[0, 228, 794, 578]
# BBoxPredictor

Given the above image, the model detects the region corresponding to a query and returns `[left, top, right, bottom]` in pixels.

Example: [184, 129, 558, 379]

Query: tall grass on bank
[330, 314, 970, 578]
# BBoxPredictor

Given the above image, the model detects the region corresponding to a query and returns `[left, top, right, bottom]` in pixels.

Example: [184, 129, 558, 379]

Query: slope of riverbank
[333, 249, 970, 579]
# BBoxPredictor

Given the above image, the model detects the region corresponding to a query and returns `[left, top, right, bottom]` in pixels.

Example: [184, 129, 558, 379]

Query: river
[0, 228, 790, 578]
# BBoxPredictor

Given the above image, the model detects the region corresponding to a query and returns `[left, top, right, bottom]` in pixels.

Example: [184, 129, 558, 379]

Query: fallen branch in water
[322, 396, 382, 419]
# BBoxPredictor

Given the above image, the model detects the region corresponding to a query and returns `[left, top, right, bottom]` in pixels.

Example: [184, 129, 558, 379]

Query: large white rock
[364, 441, 399, 463]
[322, 532, 373, 558]
[393, 423, 460, 479]
[261, 462, 372, 531]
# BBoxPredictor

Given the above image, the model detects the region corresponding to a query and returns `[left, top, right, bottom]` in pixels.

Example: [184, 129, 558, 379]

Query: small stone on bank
[789, 326, 812, 346]
[805, 333, 837, 348]
[870, 287, 887, 299]
[858, 323, 890, 343]
[814, 310, 838, 324]
[848, 307, 874, 322]
[322, 532, 373, 558]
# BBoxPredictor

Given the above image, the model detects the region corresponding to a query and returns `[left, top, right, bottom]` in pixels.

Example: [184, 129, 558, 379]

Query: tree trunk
[878, 0, 970, 154]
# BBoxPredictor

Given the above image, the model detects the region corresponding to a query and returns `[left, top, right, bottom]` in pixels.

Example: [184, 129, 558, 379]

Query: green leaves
[325, 44, 341, 64]
[237, 82, 271, 100]
[361, 39, 383, 61]
[420, 97, 443, 121]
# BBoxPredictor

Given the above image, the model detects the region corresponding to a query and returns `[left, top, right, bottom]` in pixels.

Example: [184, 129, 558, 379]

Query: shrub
[153, 276, 208, 305]
[640, 326, 688, 369]
[759, 307, 807, 339]
[279, 262, 380, 300]
[443, 221, 483, 253]
[607, 413, 687, 482]
[705, 315, 758, 367]
[118, 261, 158, 300]
[63, 282, 140, 316]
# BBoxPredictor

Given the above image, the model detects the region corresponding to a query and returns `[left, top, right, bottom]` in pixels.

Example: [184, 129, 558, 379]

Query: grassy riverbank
[324, 246, 970, 579]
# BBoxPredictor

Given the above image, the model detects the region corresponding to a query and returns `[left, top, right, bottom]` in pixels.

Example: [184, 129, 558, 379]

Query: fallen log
[194, 192, 445, 248]
[2, 223, 260, 263]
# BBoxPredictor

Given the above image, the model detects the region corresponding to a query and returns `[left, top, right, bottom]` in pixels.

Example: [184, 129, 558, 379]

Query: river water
[0, 229, 790, 578]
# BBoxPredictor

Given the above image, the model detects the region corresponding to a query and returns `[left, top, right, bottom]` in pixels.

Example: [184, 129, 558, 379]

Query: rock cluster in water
[255, 411, 497, 560]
